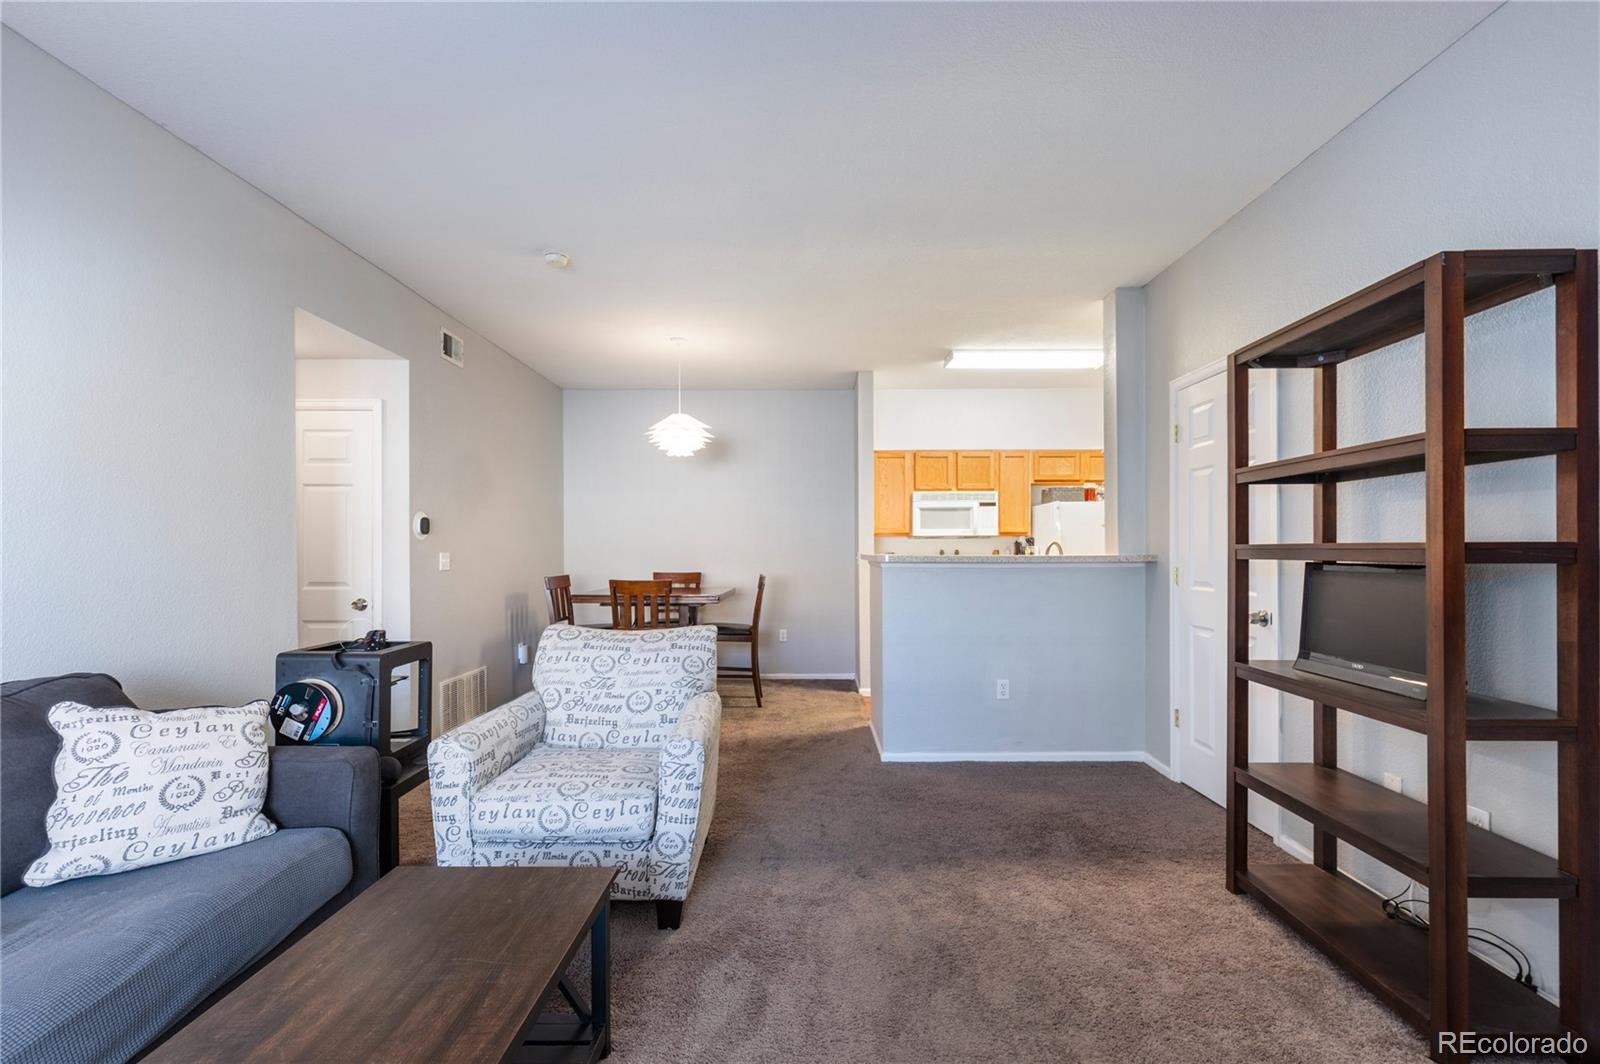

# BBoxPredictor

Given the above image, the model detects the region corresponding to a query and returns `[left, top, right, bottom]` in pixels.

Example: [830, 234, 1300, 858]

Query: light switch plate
[438, 552, 451, 571]
[778, 629, 788, 642]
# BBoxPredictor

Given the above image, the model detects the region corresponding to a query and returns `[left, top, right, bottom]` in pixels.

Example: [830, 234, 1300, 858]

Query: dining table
[569, 585, 735, 626]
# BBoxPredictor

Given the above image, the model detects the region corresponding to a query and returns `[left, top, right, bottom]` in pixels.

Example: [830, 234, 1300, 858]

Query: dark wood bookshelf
[1233, 427, 1574, 486]
[1237, 763, 1575, 898]
[1232, 250, 1575, 369]
[1239, 864, 1561, 1037]
[1235, 542, 1577, 564]
[1234, 660, 1574, 742]
[1225, 250, 1598, 1058]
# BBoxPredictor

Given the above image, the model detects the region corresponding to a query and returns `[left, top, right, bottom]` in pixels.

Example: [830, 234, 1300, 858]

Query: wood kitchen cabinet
[1031, 450, 1083, 484]
[911, 451, 957, 491]
[873, 451, 913, 535]
[954, 451, 998, 490]
[997, 451, 1032, 535]
[1084, 449, 1105, 482]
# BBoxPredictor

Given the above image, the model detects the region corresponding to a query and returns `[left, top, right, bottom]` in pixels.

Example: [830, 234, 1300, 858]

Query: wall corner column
[855, 371, 875, 692]
[1103, 288, 1148, 554]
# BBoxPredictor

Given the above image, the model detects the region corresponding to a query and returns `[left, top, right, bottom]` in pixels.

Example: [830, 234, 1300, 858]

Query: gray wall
[1140, 2, 1598, 997]
[872, 562, 1148, 758]
[562, 389, 856, 677]
[1, 29, 564, 710]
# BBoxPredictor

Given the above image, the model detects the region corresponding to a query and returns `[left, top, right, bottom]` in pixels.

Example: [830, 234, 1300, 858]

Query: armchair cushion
[533, 624, 717, 749]
[471, 747, 658, 844]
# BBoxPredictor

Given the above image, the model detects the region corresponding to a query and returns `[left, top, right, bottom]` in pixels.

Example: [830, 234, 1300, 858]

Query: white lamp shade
[646, 411, 714, 457]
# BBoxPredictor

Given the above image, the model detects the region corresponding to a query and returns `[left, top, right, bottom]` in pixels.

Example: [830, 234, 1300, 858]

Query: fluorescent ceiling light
[945, 348, 1104, 370]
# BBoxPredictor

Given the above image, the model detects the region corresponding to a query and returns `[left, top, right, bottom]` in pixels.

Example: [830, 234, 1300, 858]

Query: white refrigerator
[1031, 500, 1106, 554]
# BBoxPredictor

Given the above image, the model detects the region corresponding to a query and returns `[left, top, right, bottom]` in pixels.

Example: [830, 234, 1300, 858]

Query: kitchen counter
[862, 553, 1153, 565]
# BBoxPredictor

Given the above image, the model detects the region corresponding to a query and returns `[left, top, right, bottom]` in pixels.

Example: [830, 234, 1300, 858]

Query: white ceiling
[4, 2, 1492, 389]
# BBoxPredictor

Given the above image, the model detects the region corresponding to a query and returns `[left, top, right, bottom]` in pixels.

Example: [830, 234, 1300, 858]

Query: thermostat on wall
[413, 512, 431, 539]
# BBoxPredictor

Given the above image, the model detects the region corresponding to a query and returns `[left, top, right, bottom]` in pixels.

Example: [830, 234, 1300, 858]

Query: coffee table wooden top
[148, 866, 617, 1064]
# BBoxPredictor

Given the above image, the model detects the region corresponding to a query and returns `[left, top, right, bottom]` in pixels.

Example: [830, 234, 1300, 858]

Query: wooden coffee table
[149, 866, 617, 1063]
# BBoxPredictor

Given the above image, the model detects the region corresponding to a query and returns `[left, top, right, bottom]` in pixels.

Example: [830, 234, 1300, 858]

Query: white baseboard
[762, 672, 856, 681]
[1275, 834, 1314, 863]
[1140, 752, 1174, 778]
[877, 749, 1153, 764]
[856, 686, 870, 697]
[869, 719, 885, 758]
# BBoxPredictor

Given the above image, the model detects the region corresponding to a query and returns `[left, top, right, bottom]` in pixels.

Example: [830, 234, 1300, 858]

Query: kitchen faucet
[1044, 541, 1064, 555]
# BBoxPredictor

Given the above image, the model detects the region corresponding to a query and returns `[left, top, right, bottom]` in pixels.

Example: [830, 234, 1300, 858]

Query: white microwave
[911, 491, 999, 537]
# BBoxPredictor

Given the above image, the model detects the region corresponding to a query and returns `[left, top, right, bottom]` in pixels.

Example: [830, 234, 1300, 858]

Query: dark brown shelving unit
[1235, 542, 1578, 564]
[1226, 250, 1598, 1059]
[1237, 763, 1575, 898]
[1234, 660, 1575, 742]
[1233, 427, 1575, 486]
[1239, 864, 1562, 1037]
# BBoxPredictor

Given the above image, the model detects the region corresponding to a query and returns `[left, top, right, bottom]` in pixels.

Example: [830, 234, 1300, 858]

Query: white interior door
[295, 403, 381, 645]
[1174, 371, 1229, 805]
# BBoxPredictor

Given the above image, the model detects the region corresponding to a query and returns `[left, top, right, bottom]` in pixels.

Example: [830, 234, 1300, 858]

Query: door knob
[1248, 609, 1272, 627]
[351, 598, 369, 612]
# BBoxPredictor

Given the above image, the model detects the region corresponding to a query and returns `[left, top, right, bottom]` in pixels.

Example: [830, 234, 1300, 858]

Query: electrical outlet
[778, 629, 788, 642]
[1383, 773, 1403, 793]
[1467, 805, 1491, 831]
[996, 678, 1010, 700]
[438, 552, 451, 571]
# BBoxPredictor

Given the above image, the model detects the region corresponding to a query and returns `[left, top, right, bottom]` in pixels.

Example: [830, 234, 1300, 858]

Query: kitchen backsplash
[874, 535, 1018, 556]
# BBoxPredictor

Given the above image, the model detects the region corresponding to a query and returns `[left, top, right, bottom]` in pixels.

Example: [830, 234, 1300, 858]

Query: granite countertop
[861, 553, 1155, 565]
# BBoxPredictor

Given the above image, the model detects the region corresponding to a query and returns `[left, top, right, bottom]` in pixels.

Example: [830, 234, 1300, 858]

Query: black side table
[379, 756, 430, 874]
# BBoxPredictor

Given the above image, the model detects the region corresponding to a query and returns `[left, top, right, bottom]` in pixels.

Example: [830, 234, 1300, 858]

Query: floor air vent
[438, 666, 488, 733]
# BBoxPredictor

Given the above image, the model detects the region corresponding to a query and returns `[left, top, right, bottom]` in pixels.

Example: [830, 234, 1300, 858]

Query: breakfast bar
[863, 553, 1155, 762]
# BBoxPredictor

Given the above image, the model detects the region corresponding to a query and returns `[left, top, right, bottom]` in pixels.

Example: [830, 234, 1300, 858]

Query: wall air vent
[438, 666, 488, 733]
[441, 329, 465, 367]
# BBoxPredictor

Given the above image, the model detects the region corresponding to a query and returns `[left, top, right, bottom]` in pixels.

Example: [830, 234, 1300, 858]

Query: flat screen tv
[1295, 563, 1428, 699]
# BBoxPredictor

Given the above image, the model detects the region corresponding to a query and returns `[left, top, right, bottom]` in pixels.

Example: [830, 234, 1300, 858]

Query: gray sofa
[0, 672, 382, 1064]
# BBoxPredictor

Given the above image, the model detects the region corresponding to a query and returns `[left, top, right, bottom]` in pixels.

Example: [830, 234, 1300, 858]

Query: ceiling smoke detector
[543, 251, 572, 269]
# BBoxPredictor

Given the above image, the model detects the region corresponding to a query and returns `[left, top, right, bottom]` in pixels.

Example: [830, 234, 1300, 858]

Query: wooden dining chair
[652, 571, 703, 626]
[546, 574, 610, 628]
[716, 574, 766, 707]
[544, 574, 575, 625]
[610, 579, 673, 630]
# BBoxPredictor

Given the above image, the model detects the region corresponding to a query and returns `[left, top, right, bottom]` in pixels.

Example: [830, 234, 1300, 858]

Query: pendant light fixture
[647, 339, 713, 457]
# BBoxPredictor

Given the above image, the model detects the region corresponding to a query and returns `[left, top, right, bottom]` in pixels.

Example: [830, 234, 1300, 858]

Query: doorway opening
[292, 308, 415, 727]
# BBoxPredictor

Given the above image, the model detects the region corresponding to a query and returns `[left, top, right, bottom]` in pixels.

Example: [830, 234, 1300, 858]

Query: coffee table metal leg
[592, 899, 611, 1058]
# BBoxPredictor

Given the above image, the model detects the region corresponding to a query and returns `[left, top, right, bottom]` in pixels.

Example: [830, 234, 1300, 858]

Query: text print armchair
[429, 624, 720, 928]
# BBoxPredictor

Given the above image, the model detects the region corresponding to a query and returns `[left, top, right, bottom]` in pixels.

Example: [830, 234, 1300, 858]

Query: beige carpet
[398, 681, 1438, 1063]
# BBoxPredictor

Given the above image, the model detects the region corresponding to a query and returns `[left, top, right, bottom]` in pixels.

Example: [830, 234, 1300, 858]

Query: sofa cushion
[0, 827, 350, 1064]
[534, 624, 717, 749]
[472, 746, 659, 843]
[1, 674, 137, 896]
[24, 701, 278, 888]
